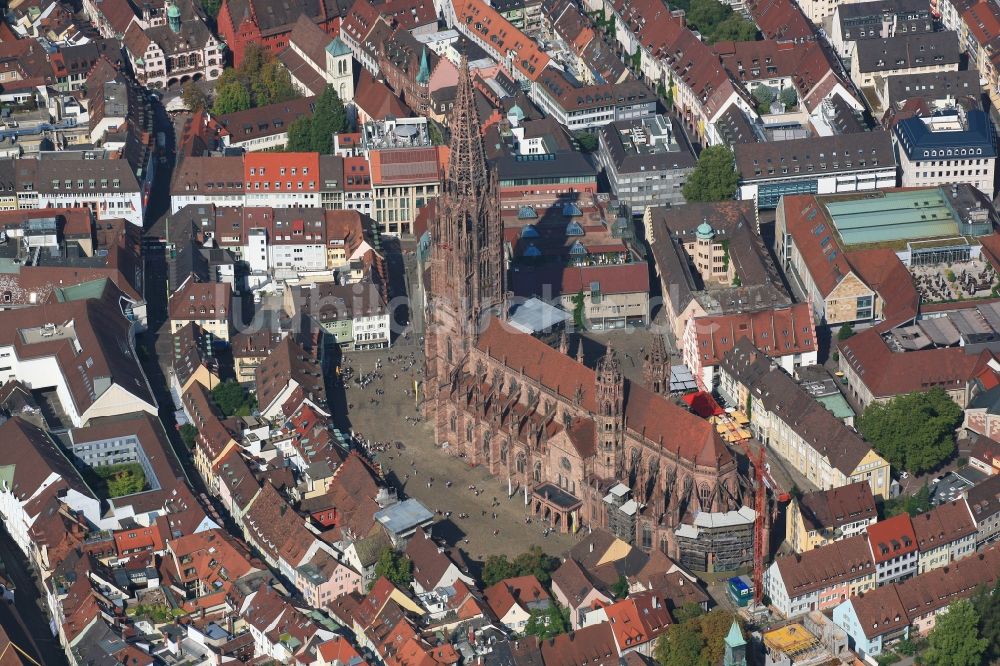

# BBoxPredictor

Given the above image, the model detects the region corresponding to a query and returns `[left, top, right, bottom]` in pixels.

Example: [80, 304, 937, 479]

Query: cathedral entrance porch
[532, 482, 582, 533]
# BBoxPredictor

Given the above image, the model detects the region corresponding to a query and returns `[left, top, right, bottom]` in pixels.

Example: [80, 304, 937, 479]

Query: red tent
[682, 391, 724, 418]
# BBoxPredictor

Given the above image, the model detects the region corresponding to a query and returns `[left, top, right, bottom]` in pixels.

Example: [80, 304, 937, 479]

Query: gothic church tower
[424, 56, 505, 415]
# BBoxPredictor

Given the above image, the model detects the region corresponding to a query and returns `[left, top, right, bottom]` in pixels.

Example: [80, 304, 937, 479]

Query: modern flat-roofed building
[597, 115, 695, 214]
[895, 108, 997, 196]
[735, 132, 897, 208]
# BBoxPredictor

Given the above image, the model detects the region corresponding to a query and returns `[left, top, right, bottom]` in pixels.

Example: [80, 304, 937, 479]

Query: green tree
[683, 145, 738, 202]
[971, 578, 1000, 664]
[653, 608, 738, 666]
[710, 13, 758, 41]
[372, 548, 414, 588]
[698, 609, 739, 665]
[779, 86, 798, 110]
[482, 554, 516, 587]
[687, 0, 728, 34]
[512, 546, 559, 585]
[683, 0, 756, 43]
[655, 621, 705, 666]
[254, 59, 299, 107]
[922, 600, 988, 666]
[672, 602, 704, 623]
[482, 547, 559, 586]
[287, 116, 314, 152]
[752, 85, 777, 114]
[182, 84, 210, 111]
[95, 463, 147, 498]
[611, 575, 630, 599]
[200, 0, 221, 18]
[179, 423, 198, 449]
[213, 81, 251, 115]
[857, 388, 962, 475]
[309, 84, 348, 154]
[575, 132, 598, 153]
[837, 324, 855, 341]
[883, 484, 931, 517]
[571, 288, 587, 329]
[211, 380, 255, 417]
[524, 604, 570, 639]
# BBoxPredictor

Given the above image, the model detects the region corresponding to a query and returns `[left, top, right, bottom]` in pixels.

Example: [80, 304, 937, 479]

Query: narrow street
[0, 524, 68, 666]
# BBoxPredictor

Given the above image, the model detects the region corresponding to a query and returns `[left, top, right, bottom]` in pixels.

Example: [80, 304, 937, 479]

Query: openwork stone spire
[445, 54, 489, 199]
[424, 54, 505, 405]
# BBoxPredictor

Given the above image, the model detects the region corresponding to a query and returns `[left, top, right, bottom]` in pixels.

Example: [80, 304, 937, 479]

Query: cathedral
[424, 58, 754, 563]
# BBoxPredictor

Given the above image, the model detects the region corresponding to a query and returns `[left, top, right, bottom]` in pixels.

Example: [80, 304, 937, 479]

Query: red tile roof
[602, 592, 672, 651]
[484, 575, 551, 617]
[867, 514, 918, 564]
[748, 0, 814, 42]
[773, 533, 875, 597]
[474, 318, 732, 467]
[452, 0, 550, 81]
[244, 152, 321, 192]
[169, 278, 231, 322]
[539, 623, 619, 666]
[690, 302, 816, 368]
[910, 500, 977, 552]
[839, 326, 988, 400]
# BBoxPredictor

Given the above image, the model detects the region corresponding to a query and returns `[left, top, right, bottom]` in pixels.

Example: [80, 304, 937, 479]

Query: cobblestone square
[339, 340, 581, 564]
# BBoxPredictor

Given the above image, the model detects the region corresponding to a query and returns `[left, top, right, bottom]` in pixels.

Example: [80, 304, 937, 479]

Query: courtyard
[910, 258, 996, 302]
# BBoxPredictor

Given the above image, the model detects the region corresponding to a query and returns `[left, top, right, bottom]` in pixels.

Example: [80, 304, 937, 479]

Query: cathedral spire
[446, 55, 488, 199]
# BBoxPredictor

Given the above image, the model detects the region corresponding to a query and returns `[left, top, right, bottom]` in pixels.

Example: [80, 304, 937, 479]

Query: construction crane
[735, 437, 782, 607]
[750, 444, 767, 608]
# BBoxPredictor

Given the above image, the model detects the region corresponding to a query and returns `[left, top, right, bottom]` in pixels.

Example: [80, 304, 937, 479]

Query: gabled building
[866, 514, 919, 585]
[255, 335, 327, 419]
[216, 0, 347, 67]
[830, 0, 934, 59]
[787, 482, 878, 553]
[168, 274, 232, 341]
[122, 0, 223, 89]
[735, 132, 897, 209]
[646, 201, 792, 343]
[404, 528, 474, 595]
[550, 558, 613, 630]
[833, 546, 1000, 660]
[851, 32, 961, 89]
[764, 533, 876, 618]
[484, 576, 552, 634]
[718, 340, 891, 499]
[910, 499, 977, 573]
[964, 473, 1000, 546]
[0, 285, 156, 428]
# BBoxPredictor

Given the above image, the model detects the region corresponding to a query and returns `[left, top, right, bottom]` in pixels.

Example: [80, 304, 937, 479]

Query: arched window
[500, 442, 508, 464]
[516, 453, 526, 474]
[449, 414, 457, 432]
[466, 423, 473, 442]
[699, 483, 711, 505]
[533, 461, 542, 483]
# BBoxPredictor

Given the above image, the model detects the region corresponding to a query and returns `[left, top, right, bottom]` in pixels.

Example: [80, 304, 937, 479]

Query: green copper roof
[696, 220, 714, 240]
[416, 46, 430, 85]
[725, 621, 746, 648]
[53, 278, 109, 303]
[326, 36, 351, 57]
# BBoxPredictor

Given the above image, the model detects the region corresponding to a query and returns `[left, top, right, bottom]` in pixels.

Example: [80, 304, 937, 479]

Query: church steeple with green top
[724, 620, 747, 666]
[416, 46, 430, 85]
